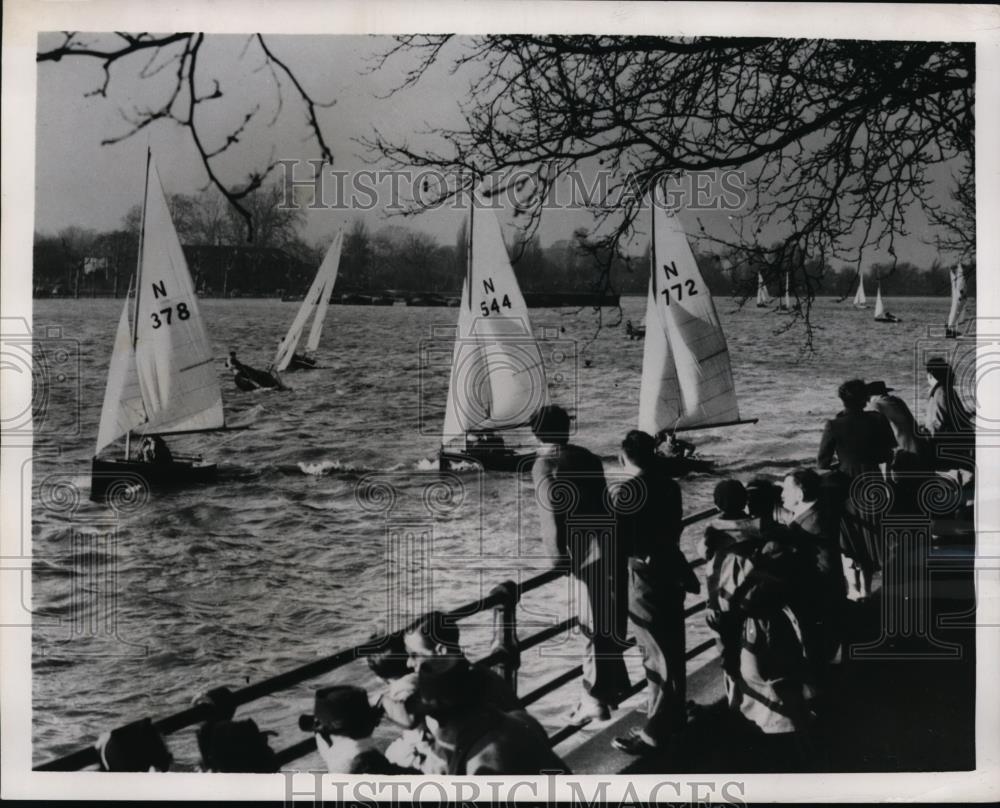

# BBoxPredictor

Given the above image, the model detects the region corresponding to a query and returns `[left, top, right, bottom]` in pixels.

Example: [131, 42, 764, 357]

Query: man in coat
[531, 405, 629, 724]
[866, 380, 922, 457]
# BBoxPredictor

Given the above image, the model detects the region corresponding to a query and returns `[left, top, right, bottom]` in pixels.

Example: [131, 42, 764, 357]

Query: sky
[34, 32, 960, 266]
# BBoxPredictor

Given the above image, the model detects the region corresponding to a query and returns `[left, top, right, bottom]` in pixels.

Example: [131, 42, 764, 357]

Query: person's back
[451, 706, 570, 775]
[818, 380, 895, 478]
[867, 383, 921, 456]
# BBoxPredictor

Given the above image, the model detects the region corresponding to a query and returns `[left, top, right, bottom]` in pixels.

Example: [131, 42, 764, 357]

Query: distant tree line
[34, 184, 970, 299]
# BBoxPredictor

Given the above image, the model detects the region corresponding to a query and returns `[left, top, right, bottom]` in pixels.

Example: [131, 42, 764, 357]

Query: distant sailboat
[756, 272, 772, 307]
[775, 271, 793, 313]
[853, 275, 868, 308]
[638, 203, 755, 462]
[272, 230, 343, 372]
[873, 281, 901, 323]
[945, 262, 969, 338]
[91, 151, 243, 500]
[439, 200, 546, 471]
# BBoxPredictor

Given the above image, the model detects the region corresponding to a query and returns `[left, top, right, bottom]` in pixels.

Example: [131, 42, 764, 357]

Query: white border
[3, 0, 999, 802]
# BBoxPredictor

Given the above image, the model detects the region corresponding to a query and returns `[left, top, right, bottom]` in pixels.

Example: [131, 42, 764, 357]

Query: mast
[125, 148, 151, 459]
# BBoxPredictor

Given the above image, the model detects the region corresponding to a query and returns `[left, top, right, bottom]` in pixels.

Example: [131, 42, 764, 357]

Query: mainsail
[442, 203, 546, 445]
[638, 204, 742, 434]
[947, 263, 968, 330]
[874, 283, 885, 319]
[272, 230, 343, 370]
[854, 275, 867, 306]
[95, 152, 225, 453]
[756, 272, 772, 305]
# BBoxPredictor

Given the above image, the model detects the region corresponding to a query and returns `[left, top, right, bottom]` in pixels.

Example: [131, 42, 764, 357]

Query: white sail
[854, 275, 867, 306]
[874, 284, 885, 318]
[272, 230, 342, 370]
[95, 280, 146, 454]
[756, 272, 772, 305]
[947, 263, 968, 329]
[442, 204, 546, 444]
[638, 206, 742, 434]
[133, 157, 224, 435]
[305, 231, 343, 353]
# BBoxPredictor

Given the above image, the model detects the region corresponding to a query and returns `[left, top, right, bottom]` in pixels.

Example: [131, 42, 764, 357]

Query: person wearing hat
[610, 430, 698, 757]
[416, 656, 569, 775]
[301, 685, 416, 774]
[865, 380, 922, 457]
[197, 718, 279, 773]
[95, 718, 172, 772]
[530, 404, 630, 726]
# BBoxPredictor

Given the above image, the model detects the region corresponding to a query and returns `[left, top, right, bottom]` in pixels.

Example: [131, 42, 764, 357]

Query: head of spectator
[299, 685, 382, 742]
[866, 380, 894, 398]
[781, 468, 821, 517]
[95, 718, 172, 772]
[713, 479, 748, 519]
[197, 718, 279, 773]
[620, 429, 656, 472]
[366, 630, 410, 682]
[837, 378, 870, 412]
[531, 405, 571, 446]
[746, 477, 780, 524]
[403, 611, 462, 671]
[926, 357, 955, 389]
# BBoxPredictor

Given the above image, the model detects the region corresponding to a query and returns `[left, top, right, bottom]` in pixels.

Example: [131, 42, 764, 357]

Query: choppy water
[30, 295, 974, 768]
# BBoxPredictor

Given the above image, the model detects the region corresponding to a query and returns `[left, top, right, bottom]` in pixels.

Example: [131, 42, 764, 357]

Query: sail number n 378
[148, 280, 191, 328]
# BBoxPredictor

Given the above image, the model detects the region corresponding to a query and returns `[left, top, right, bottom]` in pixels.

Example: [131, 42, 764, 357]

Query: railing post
[489, 580, 520, 694]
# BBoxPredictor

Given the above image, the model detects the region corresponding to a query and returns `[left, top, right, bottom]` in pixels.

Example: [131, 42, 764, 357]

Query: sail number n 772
[479, 277, 512, 316]
[660, 262, 698, 305]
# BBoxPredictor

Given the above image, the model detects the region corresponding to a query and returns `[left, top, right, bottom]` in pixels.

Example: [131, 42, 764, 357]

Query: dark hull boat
[439, 447, 536, 473]
[288, 353, 317, 371]
[90, 456, 217, 501]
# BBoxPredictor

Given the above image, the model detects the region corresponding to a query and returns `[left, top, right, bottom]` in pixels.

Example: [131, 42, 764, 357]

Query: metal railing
[37, 506, 721, 771]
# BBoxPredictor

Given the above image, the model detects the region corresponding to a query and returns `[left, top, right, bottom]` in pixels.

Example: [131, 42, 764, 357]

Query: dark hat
[197, 718, 278, 773]
[926, 356, 952, 382]
[713, 479, 748, 515]
[415, 656, 480, 717]
[866, 380, 894, 395]
[531, 405, 571, 444]
[299, 685, 381, 740]
[96, 718, 172, 772]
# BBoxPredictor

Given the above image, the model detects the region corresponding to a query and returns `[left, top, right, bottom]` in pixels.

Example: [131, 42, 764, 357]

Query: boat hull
[288, 353, 318, 371]
[875, 315, 902, 323]
[90, 457, 217, 501]
[439, 448, 536, 473]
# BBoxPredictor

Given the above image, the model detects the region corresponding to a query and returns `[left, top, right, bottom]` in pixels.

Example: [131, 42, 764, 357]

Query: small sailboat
[756, 272, 772, 307]
[853, 274, 868, 308]
[625, 318, 646, 340]
[638, 203, 755, 471]
[91, 151, 243, 501]
[945, 262, 969, 338]
[439, 201, 546, 471]
[775, 271, 794, 313]
[272, 231, 343, 372]
[873, 281, 901, 323]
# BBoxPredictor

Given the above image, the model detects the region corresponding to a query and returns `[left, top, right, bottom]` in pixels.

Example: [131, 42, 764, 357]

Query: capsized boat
[91, 151, 246, 501]
[272, 231, 343, 371]
[873, 282, 901, 323]
[853, 274, 868, 308]
[438, 200, 545, 472]
[638, 201, 756, 471]
[945, 262, 969, 338]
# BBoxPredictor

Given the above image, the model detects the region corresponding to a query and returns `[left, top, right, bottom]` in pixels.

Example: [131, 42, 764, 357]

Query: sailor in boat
[465, 429, 510, 463]
[137, 435, 173, 465]
[226, 351, 286, 391]
[625, 319, 646, 340]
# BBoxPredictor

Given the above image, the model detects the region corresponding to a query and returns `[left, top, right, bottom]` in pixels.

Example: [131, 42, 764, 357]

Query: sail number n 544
[478, 277, 512, 316]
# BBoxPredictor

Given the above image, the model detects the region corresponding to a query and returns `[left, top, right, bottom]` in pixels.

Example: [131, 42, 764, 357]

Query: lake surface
[30, 294, 974, 768]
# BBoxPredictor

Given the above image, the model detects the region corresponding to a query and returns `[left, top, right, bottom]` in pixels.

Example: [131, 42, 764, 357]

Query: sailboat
[438, 201, 546, 472]
[853, 274, 868, 308]
[945, 262, 968, 338]
[271, 230, 343, 372]
[638, 203, 755, 471]
[756, 272, 772, 307]
[775, 271, 793, 313]
[91, 151, 242, 501]
[873, 281, 901, 323]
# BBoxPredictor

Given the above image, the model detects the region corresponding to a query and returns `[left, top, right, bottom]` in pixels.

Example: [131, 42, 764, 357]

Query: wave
[295, 459, 407, 476]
